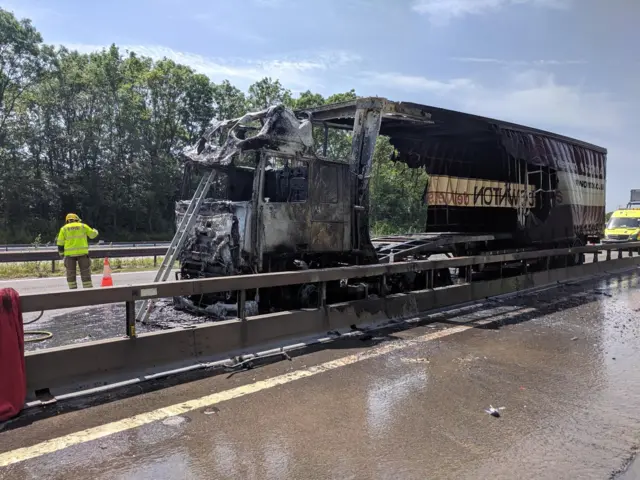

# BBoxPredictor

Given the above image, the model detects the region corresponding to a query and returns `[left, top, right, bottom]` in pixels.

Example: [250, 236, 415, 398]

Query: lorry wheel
[298, 284, 318, 309]
[435, 268, 453, 287]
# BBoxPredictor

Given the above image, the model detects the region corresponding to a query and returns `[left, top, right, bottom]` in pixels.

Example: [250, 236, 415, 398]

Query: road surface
[0, 271, 159, 295]
[2, 269, 640, 479]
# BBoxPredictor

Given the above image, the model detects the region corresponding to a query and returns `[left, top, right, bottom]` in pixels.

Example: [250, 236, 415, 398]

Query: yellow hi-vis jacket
[56, 222, 99, 257]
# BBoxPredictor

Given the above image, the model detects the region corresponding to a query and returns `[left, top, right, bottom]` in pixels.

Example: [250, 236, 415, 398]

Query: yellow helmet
[65, 213, 80, 223]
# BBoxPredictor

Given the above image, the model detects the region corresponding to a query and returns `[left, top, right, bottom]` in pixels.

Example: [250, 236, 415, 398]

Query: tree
[293, 90, 325, 110]
[247, 77, 292, 110]
[0, 8, 50, 144]
[369, 137, 429, 235]
[0, 10, 427, 242]
[212, 80, 247, 120]
[326, 89, 356, 105]
[0, 8, 52, 237]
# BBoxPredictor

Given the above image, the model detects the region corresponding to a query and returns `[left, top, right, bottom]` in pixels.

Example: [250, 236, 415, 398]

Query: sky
[4, 0, 639, 209]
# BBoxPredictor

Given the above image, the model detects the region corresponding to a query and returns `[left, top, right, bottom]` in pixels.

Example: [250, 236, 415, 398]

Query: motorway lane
[0, 270, 160, 295]
[2, 269, 640, 479]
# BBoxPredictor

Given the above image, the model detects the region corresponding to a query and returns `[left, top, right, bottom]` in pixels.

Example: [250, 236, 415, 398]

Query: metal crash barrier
[20, 242, 640, 403]
[0, 246, 167, 263]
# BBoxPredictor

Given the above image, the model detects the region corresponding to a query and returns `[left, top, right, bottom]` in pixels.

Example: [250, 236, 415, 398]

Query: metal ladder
[136, 169, 217, 323]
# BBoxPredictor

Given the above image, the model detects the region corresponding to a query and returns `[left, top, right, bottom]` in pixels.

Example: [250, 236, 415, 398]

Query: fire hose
[23, 310, 52, 342]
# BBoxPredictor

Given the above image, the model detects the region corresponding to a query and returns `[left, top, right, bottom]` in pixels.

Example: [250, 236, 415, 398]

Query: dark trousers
[64, 255, 93, 289]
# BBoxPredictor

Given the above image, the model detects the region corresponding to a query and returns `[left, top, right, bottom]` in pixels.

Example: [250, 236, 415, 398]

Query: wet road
[2, 269, 640, 479]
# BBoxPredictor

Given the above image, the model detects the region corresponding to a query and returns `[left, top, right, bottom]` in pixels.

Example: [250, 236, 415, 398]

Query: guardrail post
[318, 282, 327, 307]
[593, 252, 598, 263]
[51, 260, 56, 273]
[380, 275, 387, 297]
[606, 249, 611, 261]
[319, 281, 330, 331]
[427, 269, 434, 289]
[465, 266, 472, 283]
[238, 290, 246, 320]
[125, 301, 136, 338]
[154, 255, 157, 267]
[238, 290, 248, 346]
[619, 249, 623, 259]
[630, 248, 634, 258]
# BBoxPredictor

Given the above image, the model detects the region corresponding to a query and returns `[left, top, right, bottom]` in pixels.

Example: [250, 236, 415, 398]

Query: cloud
[2, 1, 63, 22]
[466, 70, 621, 132]
[453, 57, 587, 66]
[188, 16, 267, 44]
[362, 72, 475, 94]
[362, 69, 621, 133]
[412, 0, 572, 23]
[61, 43, 360, 90]
[252, 0, 286, 7]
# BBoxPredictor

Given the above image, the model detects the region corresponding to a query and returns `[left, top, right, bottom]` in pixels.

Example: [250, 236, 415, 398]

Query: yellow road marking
[0, 311, 529, 468]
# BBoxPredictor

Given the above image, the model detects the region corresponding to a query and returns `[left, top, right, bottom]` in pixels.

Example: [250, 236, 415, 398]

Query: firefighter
[56, 213, 99, 289]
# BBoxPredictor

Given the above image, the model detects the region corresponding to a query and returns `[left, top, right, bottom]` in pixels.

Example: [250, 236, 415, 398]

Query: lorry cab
[604, 207, 640, 242]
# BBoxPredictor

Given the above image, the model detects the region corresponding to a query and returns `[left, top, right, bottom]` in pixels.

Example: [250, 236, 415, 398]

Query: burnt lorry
[174, 97, 607, 316]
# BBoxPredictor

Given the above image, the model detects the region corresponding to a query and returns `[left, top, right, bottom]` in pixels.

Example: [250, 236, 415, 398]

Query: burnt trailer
[306, 100, 607, 249]
[174, 97, 607, 316]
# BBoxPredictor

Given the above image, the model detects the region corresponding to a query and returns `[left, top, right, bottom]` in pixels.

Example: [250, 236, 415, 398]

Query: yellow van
[603, 208, 640, 242]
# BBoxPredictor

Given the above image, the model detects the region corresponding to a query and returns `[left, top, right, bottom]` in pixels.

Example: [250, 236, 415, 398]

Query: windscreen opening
[607, 217, 640, 229]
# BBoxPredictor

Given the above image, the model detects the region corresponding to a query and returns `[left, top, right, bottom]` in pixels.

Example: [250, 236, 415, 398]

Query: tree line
[0, 7, 429, 243]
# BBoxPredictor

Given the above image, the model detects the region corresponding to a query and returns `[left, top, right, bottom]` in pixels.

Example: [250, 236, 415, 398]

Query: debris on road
[485, 405, 504, 417]
[401, 357, 430, 364]
[593, 290, 613, 297]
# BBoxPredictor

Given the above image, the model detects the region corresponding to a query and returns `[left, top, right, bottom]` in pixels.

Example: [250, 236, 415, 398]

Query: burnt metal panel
[313, 162, 340, 205]
[308, 159, 351, 251]
[309, 161, 346, 222]
[349, 98, 385, 260]
[183, 105, 314, 167]
[261, 203, 309, 252]
[309, 221, 345, 252]
[301, 98, 605, 154]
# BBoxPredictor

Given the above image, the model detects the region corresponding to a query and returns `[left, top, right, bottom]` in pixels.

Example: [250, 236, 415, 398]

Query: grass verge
[0, 256, 178, 279]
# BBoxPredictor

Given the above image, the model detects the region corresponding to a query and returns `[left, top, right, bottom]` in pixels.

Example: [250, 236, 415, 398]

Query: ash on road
[1, 271, 184, 350]
[2, 269, 640, 479]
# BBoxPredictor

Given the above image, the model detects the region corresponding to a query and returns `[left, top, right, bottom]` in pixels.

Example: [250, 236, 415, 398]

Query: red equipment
[0, 288, 26, 421]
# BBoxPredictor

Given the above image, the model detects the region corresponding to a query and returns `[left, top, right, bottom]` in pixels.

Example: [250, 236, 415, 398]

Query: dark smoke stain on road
[23, 299, 209, 352]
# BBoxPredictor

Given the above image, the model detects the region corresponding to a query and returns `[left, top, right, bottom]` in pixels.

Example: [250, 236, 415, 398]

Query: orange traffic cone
[101, 257, 114, 287]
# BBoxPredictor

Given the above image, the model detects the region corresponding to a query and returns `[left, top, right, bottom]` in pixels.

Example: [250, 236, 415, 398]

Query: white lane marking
[0, 318, 504, 468]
